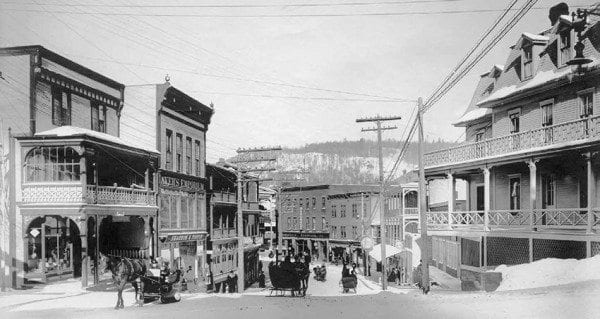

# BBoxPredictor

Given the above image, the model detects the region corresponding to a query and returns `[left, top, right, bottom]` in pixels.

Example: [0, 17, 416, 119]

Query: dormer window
[523, 44, 533, 79]
[475, 128, 485, 142]
[559, 30, 572, 66]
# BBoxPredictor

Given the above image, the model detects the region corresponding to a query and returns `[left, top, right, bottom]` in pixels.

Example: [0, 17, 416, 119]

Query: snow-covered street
[3, 256, 600, 318]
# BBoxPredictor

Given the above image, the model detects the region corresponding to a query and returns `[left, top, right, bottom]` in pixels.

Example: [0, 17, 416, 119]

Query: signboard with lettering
[160, 173, 203, 192]
[282, 232, 329, 239]
[166, 233, 205, 242]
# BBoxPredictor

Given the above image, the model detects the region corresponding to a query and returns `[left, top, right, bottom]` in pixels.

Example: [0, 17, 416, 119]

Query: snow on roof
[477, 60, 600, 107]
[522, 32, 549, 42]
[35, 126, 159, 154]
[453, 107, 492, 126]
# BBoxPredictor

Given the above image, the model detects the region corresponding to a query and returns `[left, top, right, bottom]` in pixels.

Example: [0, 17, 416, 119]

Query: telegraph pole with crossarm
[229, 146, 281, 292]
[356, 115, 401, 291]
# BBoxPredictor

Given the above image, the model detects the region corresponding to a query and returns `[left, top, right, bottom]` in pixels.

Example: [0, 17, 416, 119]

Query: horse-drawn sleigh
[268, 258, 311, 297]
[103, 255, 182, 309]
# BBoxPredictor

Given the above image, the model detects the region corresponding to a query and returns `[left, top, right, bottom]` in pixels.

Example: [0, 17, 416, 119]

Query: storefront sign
[166, 233, 205, 242]
[160, 175, 202, 191]
[282, 232, 329, 239]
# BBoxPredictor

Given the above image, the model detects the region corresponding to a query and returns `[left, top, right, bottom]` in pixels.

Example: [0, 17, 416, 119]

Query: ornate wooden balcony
[212, 227, 237, 240]
[21, 183, 156, 206]
[403, 207, 420, 218]
[211, 191, 237, 205]
[425, 116, 600, 168]
[427, 209, 600, 232]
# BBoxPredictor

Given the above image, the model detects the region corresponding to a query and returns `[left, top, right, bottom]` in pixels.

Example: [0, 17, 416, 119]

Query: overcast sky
[0, 0, 592, 161]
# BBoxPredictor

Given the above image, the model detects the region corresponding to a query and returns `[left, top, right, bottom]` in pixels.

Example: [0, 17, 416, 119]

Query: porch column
[79, 218, 88, 288]
[482, 167, 491, 231]
[447, 172, 455, 228]
[527, 160, 537, 231]
[585, 152, 595, 234]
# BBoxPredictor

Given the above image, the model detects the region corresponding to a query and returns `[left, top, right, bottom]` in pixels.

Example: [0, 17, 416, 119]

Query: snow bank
[494, 255, 600, 291]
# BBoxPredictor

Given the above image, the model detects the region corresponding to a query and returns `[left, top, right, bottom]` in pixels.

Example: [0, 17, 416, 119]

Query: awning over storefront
[368, 244, 403, 262]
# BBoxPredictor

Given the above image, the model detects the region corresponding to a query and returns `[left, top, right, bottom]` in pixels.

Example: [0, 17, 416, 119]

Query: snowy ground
[493, 255, 600, 291]
[2, 256, 600, 318]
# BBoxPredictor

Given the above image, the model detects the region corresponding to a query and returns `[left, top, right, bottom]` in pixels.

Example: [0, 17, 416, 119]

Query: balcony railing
[424, 116, 600, 167]
[212, 227, 237, 239]
[243, 235, 263, 246]
[404, 207, 420, 217]
[211, 191, 236, 204]
[242, 202, 261, 212]
[427, 208, 599, 232]
[21, 183, 156, 206]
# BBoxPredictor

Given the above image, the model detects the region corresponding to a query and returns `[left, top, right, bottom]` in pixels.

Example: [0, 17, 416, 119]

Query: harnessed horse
[104, 254, 148, 309]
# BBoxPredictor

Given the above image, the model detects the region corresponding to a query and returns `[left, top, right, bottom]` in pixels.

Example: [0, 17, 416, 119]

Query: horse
[103, 254, 148, 309]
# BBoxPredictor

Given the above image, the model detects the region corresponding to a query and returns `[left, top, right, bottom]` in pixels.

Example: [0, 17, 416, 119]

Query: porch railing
[404, 207, 420, 217]
[427, 208, 598, 232]
[86, 185, 156, 206]
[211, 191, 237, 204]
[424, 115, 600, 167]
[21, 183, 156, 206]
[212, 227, 237, 239]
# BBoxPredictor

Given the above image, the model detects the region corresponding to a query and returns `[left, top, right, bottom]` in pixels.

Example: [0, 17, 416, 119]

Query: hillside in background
[266, 138, 459, 185]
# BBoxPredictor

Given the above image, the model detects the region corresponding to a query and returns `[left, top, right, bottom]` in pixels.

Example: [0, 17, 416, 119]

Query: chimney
[549, 2, 569, 26]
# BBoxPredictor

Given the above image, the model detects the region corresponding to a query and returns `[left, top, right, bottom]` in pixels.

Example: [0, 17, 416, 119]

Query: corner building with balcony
[120, 81, 213, 292]
[0, 46, 159, 289]
[424, 4, 600, 283]
[205, 163, 262, 292]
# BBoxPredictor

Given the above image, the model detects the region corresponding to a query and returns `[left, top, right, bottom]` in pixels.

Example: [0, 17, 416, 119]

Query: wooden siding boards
[0, 54, 31, 135]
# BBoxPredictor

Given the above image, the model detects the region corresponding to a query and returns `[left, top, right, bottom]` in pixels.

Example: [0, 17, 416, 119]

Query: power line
[1, 0, 463, 9]
[0, 5, 587, 18]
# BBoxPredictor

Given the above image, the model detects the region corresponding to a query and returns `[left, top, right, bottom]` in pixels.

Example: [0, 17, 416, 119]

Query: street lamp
[566, 9, 594, 74]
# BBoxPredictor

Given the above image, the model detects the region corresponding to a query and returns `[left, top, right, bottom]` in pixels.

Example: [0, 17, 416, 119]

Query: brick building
[423, 4, 600, 283]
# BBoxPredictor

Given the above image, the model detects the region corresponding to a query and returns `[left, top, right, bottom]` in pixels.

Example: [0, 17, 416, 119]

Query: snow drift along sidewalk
[493, 255, 600, 291]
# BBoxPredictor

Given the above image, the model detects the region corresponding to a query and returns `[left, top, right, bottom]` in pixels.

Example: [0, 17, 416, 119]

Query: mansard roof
[475, 5, 600, 108]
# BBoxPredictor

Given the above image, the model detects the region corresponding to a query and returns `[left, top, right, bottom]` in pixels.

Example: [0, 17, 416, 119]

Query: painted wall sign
[160, 175, 201, 191]
[166, 233, 205, 242]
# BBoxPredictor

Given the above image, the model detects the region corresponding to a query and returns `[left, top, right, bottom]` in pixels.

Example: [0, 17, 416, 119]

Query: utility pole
[230, 146, 281, 293]
[417, 97, 430, 293]
[356, 115, 401, 291]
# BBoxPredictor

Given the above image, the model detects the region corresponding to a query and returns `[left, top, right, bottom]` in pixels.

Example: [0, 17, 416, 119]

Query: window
[475, 128, 485, 142]
[509, 110, 520, 133]
[352, 226, 358, 238]
[293, 217, 297, 230]
[322, 217, 326, 230]
[541, 100, 553, 126]
[559, 30, 571, 66]
[523, 44, 533, 79]
[24, 146, 81, 182]
[91, 102, 106, 132]
[579, 90, 594, 118]
[305, 217, 310, 229]
[176, 133, 183, 172]
[352, 203, 358, 219]
[185, 137, 192, 174]
[340, 204, 346, 218]
[340, 226, 346, 238]
[194, 140, 201, 176]
[312, 217, 316, 230]
[332, 226, 337, 238]
[543, 175, 556, 207]
[509, 176, 521, 213]
[165, 130, 173, 170]
[287, 217, 291, 230]
[332, 205, 337, 217]
[321, 196, 326, 209]
[51, 87, 71, 126]
[312, 197, 316, 208]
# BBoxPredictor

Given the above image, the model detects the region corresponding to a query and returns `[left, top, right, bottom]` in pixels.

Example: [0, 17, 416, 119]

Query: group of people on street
[387, 266, 407, 285]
